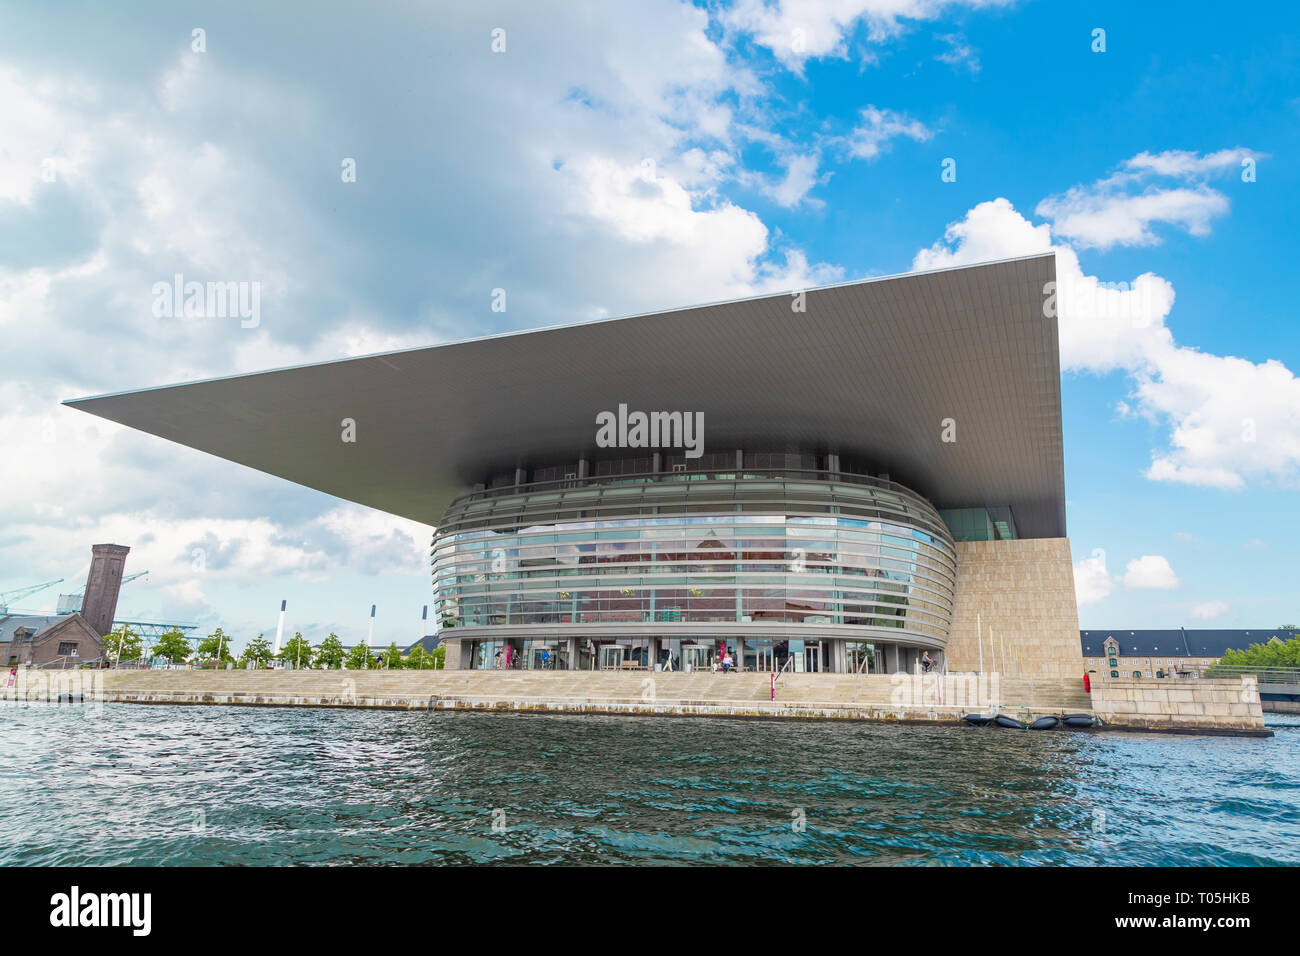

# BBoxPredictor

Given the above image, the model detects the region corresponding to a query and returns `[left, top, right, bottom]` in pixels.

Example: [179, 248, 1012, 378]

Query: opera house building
[69, 253, 1084, 679]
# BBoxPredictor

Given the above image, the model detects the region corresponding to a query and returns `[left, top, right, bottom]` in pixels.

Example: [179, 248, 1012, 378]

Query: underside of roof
[66, 253, 1067, 537]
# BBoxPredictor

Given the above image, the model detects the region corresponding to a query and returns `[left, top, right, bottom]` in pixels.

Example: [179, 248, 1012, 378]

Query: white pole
[977, 612, 983, 673]
[420, 605, 428, 669]
[273, 599, 286, 657]
[990, 626, 997, 674]
[365, 604, 375, 669]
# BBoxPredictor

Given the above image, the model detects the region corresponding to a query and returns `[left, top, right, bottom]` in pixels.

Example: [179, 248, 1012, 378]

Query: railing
[1200, 665, 1300, 685]
[454, 467, 922, 508]
[29, 656, 78, 670]
[29, 655, 115, 670]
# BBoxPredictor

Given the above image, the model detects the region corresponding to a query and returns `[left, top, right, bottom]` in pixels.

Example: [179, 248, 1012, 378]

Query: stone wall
[944, 537, 1083, 680]
[1090, 677, 1265, 733]
[3, 669, 1262, 735]
[442, 639, 462, 670]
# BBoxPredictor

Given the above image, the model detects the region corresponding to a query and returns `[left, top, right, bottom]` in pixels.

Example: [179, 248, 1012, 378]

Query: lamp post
[272, 599, 287, 667]
[420, 605, 428, 668]
[365, 605, 375, 669]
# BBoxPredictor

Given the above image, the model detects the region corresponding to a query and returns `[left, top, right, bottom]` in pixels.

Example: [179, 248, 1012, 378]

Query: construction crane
[56, 571, 149, 614]
[0, 578, 64, 615]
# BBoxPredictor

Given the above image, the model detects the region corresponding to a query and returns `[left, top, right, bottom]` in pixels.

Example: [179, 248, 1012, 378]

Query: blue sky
[1, 0, 1297, 650]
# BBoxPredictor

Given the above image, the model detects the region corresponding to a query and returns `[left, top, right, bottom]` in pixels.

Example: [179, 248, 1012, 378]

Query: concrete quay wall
[1, 669, 1270, 735]
[1089, 677, 1266, 734]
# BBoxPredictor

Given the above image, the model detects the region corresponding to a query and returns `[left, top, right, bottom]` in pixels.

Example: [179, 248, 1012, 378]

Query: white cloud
[1035, 148, 1263, 250]
[0, 3, 856, 637]
[912, 196, 1300, 490]
[1123, 147, 1259, 179]
[723, 0, 1012, 70]
[1074, 548, 1113, 607]
[1190, 600, 1228, 620]
[912, 197, 1175, 373]
[934, 33, 979, 73]
[1037, 186, 1229, 249]
[1122, 555, 1180, 590]
[563, 154, 835, 300]
[0, 67, 97, 205]
[1136, 348, 1300, 491]
[846, 106, 932, 161]
[766, 153, 823, 207]
[741, 104, 928, 208]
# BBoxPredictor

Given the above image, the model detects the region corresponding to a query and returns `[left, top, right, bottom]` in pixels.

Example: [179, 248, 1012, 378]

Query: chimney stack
[80, 544, 130, 637]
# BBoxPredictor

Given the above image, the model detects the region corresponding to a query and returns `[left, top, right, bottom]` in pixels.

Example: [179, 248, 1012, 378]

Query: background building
[69, 254, 1084, 678]
[0, 545, 129, 668]
[1081, 629, 1295, 679]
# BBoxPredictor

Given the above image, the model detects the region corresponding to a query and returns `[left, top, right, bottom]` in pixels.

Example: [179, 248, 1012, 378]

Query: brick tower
[80, 544, 130, 637]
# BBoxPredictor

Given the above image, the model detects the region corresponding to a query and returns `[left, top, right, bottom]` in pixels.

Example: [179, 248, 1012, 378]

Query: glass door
[683, 644, 711, 673]
[847, 642, 874, 674]
[805, 643, 821, 673]
[599, 644, 624, 670]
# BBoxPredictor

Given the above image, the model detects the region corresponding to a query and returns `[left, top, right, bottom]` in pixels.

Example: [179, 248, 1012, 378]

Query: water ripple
[0, 703, 1296, 865]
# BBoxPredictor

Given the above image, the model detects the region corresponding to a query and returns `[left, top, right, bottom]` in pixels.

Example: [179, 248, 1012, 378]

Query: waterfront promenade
[0, 667, 1257, 734]
[96, 668, 1089, 724]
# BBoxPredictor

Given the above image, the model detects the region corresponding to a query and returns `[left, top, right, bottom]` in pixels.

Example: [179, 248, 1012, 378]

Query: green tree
[240, 633, 274, 668]
[406, 645, 435, 670]
[432, 645, 446, 669]
[103, 624, 143, 664]
[344, 642, 374, 669]
[315, 633, 345, 669]
[380, 641, 404, 669]
[151, 628, 192, 664]
[279, 632, 314, 669]
[195, 627, 235, 667]
[1209, 635, 1300, 672]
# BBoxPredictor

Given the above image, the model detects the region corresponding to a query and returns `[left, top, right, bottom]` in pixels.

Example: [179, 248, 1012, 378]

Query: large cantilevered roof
[66, 253, 1067, 537]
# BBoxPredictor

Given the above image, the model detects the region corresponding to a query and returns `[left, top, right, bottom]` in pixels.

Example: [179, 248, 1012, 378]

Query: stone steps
[100, 669, 1090, 713]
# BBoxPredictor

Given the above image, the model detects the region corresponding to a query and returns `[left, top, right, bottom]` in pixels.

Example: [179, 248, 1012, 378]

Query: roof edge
[64, 252, 1056, 406]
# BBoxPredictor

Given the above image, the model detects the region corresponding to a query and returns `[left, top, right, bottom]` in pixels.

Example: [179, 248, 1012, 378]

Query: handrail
[29, 655, 99, 670]
[1199, 664, 1300, 684]
[453, 467, 922, 507]
[772, 654, 795, 687]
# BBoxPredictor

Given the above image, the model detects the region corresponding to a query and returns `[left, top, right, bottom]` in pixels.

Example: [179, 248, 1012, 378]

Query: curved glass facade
[432, 467, 957, 667]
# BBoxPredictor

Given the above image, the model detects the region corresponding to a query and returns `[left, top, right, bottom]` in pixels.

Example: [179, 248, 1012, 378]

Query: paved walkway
[94, 668, 1092, 723]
